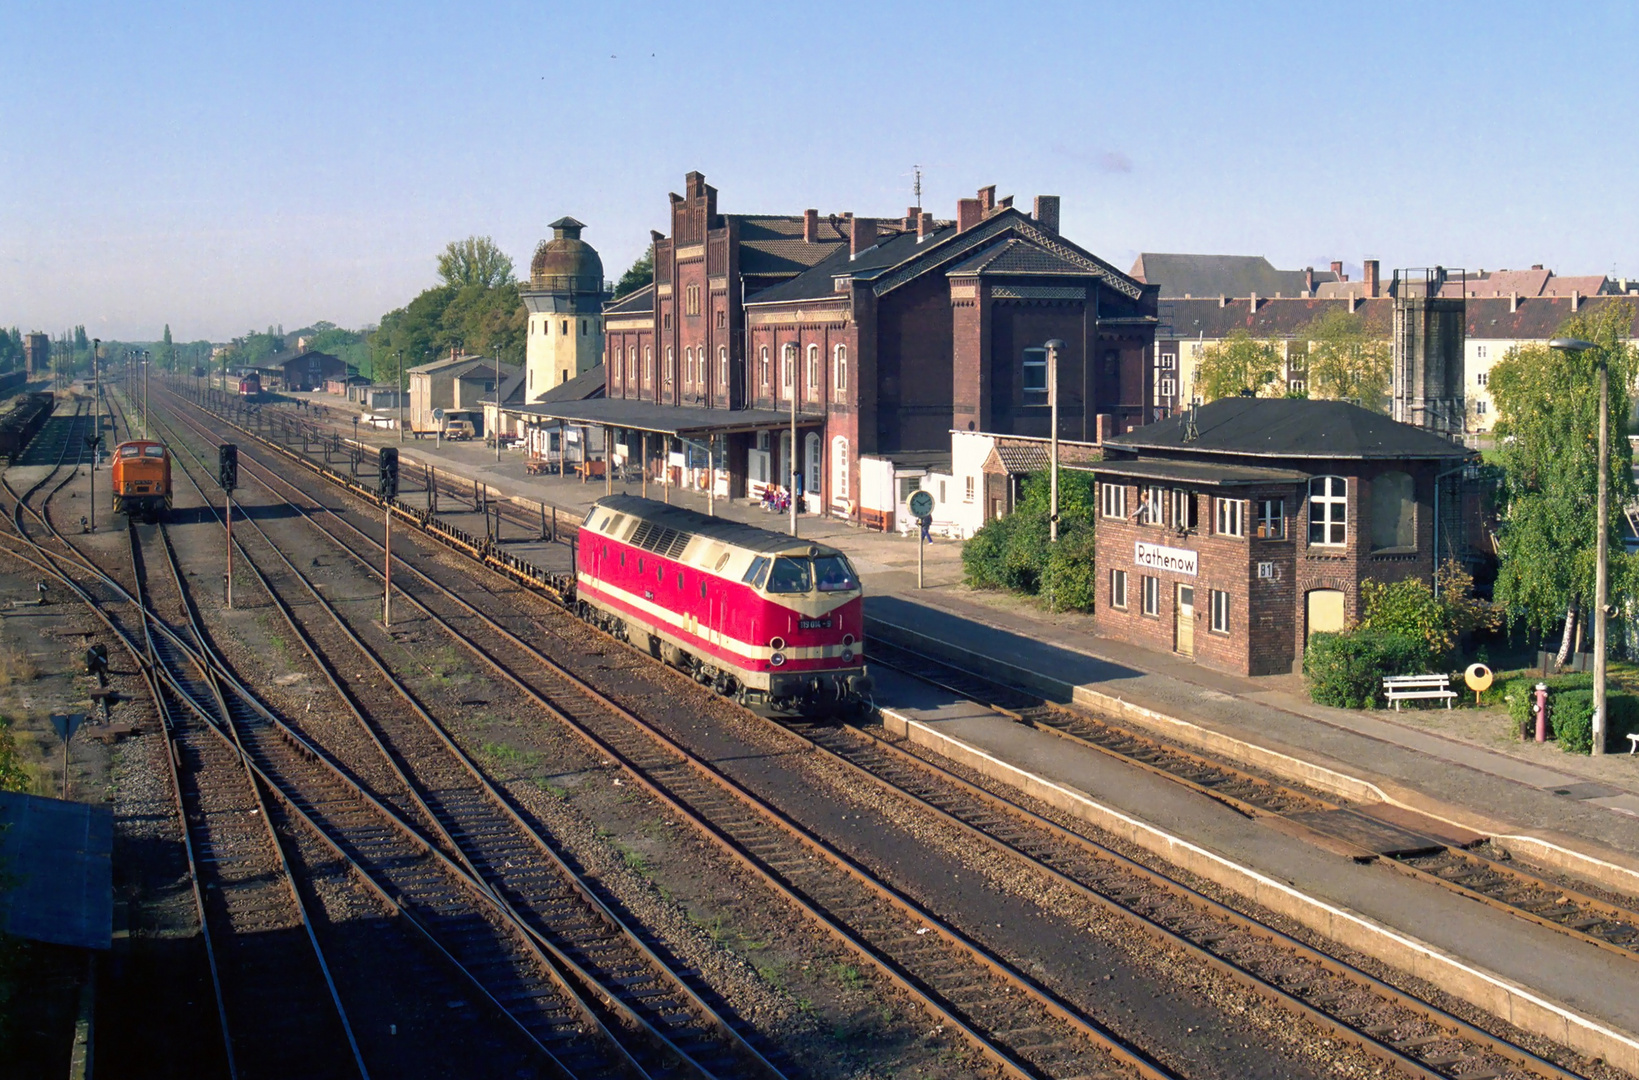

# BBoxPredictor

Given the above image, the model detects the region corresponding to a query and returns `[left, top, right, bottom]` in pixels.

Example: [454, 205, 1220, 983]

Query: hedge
[1304, 630, 1435, 709]
[1500, 675, 1639, 753]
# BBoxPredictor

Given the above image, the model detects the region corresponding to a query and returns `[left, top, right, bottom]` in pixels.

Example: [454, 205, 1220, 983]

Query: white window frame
[1476, 371, 1489, 386]
[834, 344, 848, 393]
[1257, 498, 1285, 540]
[832, 436, 849, 499]
[759, 346, 770, 388]
[1475, 399, 1488, 415]
[1022, 346, 1048, 398]
[719, 346, 728, 389]
[1210, 589, 1230, 634]
[1139, 484, 1166, 525]
[964, 476, 975, 503]
[1110, 569, 1128, 610]
[665, 346, 674, 385]
[1141, 575, 1159, 617]
[1160, 377, 1177, 397]
[1308, 475, 1348, 547]
[1100, 482, 1127, 520]
[1159, 352, 1176, 370]
[782, 344, 796, 394]
[1215, 497, 1245, 538]
[807, 344, 821, 402]
[1170, 488, 1197, 531]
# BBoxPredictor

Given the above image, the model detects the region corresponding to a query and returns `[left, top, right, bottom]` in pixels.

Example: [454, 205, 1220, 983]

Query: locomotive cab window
[119, 446, 140, 458]
[766, 557, 812, 594]
[143, 446, 165, 458]
[814, 556, 858, 593]
[742, 556, 769, 585]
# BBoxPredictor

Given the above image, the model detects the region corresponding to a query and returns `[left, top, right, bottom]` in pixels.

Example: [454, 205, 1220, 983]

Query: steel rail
[159, 381, 1180, 1080]
[151, 403, 778, 1080]
[800, 720, 1585, 1080]
[868, 637, 1639, 964]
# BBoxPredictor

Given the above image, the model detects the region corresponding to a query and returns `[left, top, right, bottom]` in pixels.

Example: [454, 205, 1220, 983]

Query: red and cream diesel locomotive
[574, 494, 871, 716]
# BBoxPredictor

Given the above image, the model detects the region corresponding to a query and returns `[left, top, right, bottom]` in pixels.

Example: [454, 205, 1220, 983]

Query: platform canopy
[0, 791, 113, 950]
[505, 399, 823, 439]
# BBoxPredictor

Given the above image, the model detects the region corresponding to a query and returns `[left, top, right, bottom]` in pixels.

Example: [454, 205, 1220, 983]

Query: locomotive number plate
[798, 618, 831, 630]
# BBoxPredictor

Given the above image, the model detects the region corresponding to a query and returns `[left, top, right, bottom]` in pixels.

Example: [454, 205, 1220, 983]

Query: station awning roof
[0, 791, 113, 950]
[504, 399, 823, 438]
[1076, 457, 1311, 487]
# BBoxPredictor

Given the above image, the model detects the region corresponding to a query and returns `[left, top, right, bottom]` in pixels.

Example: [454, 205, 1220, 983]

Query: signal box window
[1141, 575, 1159, 616]
[1214, 497, 1244, 538]
[1257, 498, 1286, 539]
[1139, 485, 1165, 525]
[1100, 483, 1127, 520]
[1110, 569, 1128, 610]
[1210, 589, 1231, 634]
[1308, 476, 1348, 546]
[1170, 489, 1198, 531]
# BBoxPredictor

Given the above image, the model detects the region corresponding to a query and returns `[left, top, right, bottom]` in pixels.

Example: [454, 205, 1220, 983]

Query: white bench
[1383, 674, 1457, 710]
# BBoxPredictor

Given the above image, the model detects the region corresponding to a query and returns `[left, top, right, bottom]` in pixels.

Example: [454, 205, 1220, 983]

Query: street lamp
[1550, 336, 1609, 755]
[1045, 339, 1065, 543]
[141, 351, 151, 438]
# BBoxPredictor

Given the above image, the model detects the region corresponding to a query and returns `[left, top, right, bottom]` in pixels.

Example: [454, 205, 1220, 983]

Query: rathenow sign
[1134, 541, 1198, 576]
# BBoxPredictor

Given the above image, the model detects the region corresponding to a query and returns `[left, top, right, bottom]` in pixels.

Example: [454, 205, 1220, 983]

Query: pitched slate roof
[536, 363, 606, 403]
[743, 227, 944, 304]
[949, 238, 1099, 277]
[729, 214, 850, 278]
[1159, 297, 1393, 340]
[989, 438, 1102, 473]
[605, 283, 655, 315]
[1104, 398, 1473, 460]
[1084, 458, 1312, 487]
[1130, 253, 1337, 299]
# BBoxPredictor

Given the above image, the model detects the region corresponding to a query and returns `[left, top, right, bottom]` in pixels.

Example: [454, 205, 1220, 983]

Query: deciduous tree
[1490, 301, 1638, 662]
[1192, 329, 1281, 402]
[1303, 307, 1391, 409]
[437, 236, 515, 290]
[614, 249, 654, 299]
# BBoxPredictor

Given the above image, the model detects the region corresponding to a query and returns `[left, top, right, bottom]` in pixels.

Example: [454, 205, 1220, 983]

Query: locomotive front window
[143, 446, 165, 458]
[119, 446, 139, 458]
[813, 556, 858, 593]
[766, 557, 812, 594]
[743, 557, 770, 588]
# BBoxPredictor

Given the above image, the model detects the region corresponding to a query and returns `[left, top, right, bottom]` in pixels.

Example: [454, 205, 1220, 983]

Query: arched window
[759, 346, 770, 388]
[1308, 476, 1348, 546]
[807, 345, 820, 401]
[834, 344, 848, 394]
[832, 436, 849, 499]
[684, 348, 693, 388]
[1371, 471, 1415, 551]
[718, 346, 728, 389]
[665, 346, 674, 384]
[782, 344, 797, 395]
[628, 347, 636, 383]
[643, 346, 653, 388]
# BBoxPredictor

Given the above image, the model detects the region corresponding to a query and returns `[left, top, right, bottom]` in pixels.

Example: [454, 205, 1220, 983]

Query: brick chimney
[903, 207, 918, 231]
[802, 209, 818, 243]
[1510, 291, 1519, 313]
[957, 198, 982, 233]
[1033, 195, 1060, 235]
[977, 185, 996, 213]
[1304, 267, 1315, 294]
[1363, 259, 1380, 298]
[1331, 260, 1347, 282]
[850, 217, 877, 258]
[1249, 291, 1259, 314]
[917, 212, 934, 242]
[1572, 289, 1582, 311]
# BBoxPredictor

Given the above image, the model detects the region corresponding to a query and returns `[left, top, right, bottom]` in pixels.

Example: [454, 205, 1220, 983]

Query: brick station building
[1089, 398, 1475, 675]
[569, 171, 1157, 518]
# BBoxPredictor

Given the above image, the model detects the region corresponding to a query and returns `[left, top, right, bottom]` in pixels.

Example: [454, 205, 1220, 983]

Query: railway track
[163, 379, 1619, 1078]
[152, 398, 787, 1080]
[866, 636, 1639, 965]
[158, 380, 1178, 1080]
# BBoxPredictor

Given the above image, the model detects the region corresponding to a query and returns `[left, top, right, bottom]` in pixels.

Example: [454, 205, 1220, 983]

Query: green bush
[1304, 630, 1435, 709]
[1553, 690, 1596, 753]
[1502, 677, 1540, 738]
[1039, 527, 1098, 612]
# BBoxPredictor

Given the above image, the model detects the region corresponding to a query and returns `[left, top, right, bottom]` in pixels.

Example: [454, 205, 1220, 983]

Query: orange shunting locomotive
[111, 440, 173, 521]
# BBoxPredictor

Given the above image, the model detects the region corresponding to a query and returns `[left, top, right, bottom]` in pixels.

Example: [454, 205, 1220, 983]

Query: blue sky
[4, 0, 1637, 341]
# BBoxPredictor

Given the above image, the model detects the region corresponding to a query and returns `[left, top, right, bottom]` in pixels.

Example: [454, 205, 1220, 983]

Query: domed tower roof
[529, 216, 604, 294]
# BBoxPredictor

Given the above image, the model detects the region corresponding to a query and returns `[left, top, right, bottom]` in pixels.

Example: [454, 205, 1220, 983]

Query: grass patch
[534, 778, 567, 798]
[480, 742, 541, 770]
[0, 649, 39, 688]
[832, 963, 866, 992]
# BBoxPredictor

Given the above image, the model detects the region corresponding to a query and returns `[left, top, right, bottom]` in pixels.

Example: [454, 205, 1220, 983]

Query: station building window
[1110, 569, 1128, 610]
[1214, 497, 1244, 538]
[1370, 471, 1415, 551]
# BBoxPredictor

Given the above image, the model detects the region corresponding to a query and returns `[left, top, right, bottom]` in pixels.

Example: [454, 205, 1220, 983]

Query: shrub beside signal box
[218, 444, 238, 492]
[378, 447, 399, 500]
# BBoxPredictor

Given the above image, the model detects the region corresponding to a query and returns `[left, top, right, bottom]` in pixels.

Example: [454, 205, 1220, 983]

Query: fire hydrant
[1534, 683, 1550, 743]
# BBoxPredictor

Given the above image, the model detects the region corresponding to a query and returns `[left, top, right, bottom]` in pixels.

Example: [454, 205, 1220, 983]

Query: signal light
[218, 444, 238, 492]
[378, 447, 399, 500]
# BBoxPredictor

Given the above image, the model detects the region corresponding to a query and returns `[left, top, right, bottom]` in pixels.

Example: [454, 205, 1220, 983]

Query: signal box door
[1174, 583, 1195, 657]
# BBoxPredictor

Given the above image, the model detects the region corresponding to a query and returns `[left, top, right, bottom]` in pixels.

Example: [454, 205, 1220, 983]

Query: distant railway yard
[4, 375, 1639, 1080]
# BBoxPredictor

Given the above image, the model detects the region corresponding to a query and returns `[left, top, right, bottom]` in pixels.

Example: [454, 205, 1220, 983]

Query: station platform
[247, 390, 1639, 1057]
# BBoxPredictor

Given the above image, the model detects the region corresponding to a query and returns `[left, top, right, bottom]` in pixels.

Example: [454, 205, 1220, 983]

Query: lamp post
[789, 350, 798, 538]
[495, 349, 503, 462]
[1550, 336, 1609, 754]
[89, 339, 99, 534]
[1045, 339, 1065, 544]
[397, 349, 405, 443]
[141, 350, 151, 438]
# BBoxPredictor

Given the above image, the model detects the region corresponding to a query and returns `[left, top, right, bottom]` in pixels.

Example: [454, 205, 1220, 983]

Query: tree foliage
[1303, 307, 1391, 409]
[1489, 301, 1638, 639]
[0, 719, 27, 793]
[1192, 329, 1281, 402]
[437, 235, 515, 290]
[614, 249, 654, 299]
[157, 324, 175, 370]
[373, 239, 527, 379]
[1359, 562, 1499, 663]
[962, 470, 1098, 610]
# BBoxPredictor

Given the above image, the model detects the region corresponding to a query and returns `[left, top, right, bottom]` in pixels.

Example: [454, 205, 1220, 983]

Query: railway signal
[218, 444, 238, 609]
[378, 447, 399, 500]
